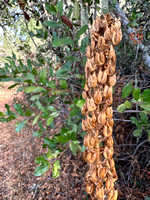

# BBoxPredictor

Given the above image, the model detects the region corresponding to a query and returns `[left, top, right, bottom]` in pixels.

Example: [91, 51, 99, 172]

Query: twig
[113, 110, 141, 113]
[114, 119, 131, 122]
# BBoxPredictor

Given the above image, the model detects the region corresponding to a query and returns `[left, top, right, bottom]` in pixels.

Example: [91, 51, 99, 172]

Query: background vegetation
[0, 0, 149, 199]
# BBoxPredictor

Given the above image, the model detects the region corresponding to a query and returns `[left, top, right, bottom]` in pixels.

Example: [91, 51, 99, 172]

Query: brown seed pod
[107, 74, 116, 86]
[103, 146, 114, 159]
[61, 15, 73, 30]
[106, 96, 113, 106]
[111, 190, 118, 200]
[83, 150, 88, 161]
[82, 119, 87, 131]
[84, 81, 89, 92]
[96, 186, 104, 200]
[91, 169, 97, 183]
[103, 85, 113, 98]
[91, 36, 96, 50]
[82, 91, 87, 100]
[86, 46, 93, 59]
[98, 36, 105, 50]
[95, 52, 105, 66]
[112, 29, 122, 46]
[106, 136, 114, 147]
[81, 103, 87, 116]
[87, 98, 96, 112]
[98, 111, 106, 126]
[106, 60, 116, 76]
[105, 106, 113, 118]
[97, 68, 107, 84]
[86, 181, 94, 194]
[98, 167, 107, 179]
[104, 27, 112, 41]
[106, 178, 114, 190]
[88, 72, 97, 88]
[106, 158, 115, 169]
[108, 45, 115, 59]
[94, 89, 102, 104]
[107, 118, 114, 127]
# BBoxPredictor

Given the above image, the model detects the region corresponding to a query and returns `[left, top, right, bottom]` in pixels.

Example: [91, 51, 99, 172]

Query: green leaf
[0, 112, 5, 117]
[14, 103, 24, 116]
[144, 197, 150, 200]
[133, 129, 142, 137]
[132, 88, 141, 101]
[75, 25, 88, 39]
[15, 119, 28, 132]
[81, 36, 88, 53]
[12, 51, 16, 60]
[25, 109, 32, 117]
[139, 102, 150, 111]
[52, 160, 61, 178]
[27, 59, 32, 71]
[122, 83, 133, 99]
[34, 163, 50, 176]
[59, 79, 67, 89]
[44, 137, 57, 149]
[69, 142, 78, 156]
[24, 86, 37, 93]
[39, 68, 47, 85]
[46, 149, 52, 159]
[52, 37, 74, 47]
[30, 94, 41, 101]
[55, 135, 69, 143]
[73, 0, 80, 19]
[124, 100, 132, 109]
[117, 103, 126, 113]
[44, 20, 63, 28]
[139, 112, 148, 125]
[45, 4, 57, 15]
[32, 131, 43, 138]
[56, 1, 63, 15]
[32, 114, 41, 125]
[132, 21, 139, 27]
[35, 156, 47, 164]
[39, 121, 46, 131]
[130, 116, 140, 128]
[143, 89, 150, 103]
[76, 99, 86, 108]
[47, 116, 54, 126]
[8, 83, 20, 89]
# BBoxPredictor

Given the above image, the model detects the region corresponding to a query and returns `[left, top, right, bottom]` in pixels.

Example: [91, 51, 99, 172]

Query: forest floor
[0, 81, 150, 200]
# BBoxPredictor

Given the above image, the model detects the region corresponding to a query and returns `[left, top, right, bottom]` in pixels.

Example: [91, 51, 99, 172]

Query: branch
[110, 1, 150, 69]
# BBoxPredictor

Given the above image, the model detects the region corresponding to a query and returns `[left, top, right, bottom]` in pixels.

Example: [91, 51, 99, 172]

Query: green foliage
[118, 83, 150, 140]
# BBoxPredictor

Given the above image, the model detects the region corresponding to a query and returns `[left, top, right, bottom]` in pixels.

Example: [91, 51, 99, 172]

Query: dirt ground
[0, 81, 150, 200]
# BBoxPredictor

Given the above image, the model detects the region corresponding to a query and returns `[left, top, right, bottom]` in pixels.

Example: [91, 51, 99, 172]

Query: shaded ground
[0, 79, 150, 200]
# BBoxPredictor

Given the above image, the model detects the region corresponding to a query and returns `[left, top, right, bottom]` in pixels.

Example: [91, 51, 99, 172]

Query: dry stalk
[82, 14, 122, 200]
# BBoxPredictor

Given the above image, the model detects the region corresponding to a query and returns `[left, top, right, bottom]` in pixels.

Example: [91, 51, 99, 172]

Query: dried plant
[82, 14, 122, 200]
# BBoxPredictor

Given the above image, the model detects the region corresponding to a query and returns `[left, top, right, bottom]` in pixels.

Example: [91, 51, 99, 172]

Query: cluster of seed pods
[81, 14, 122, 200]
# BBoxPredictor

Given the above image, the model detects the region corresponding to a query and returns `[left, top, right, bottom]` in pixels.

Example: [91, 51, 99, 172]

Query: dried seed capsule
[106, 158, 115, 169]
[106, 95, 113, 106]
[97, 68, 107, 84]
[107, 74, 116, 86]
[103, 146, 114, 159]
[103, 85, 113, 98]
[106, 60, 116, 76]
[87, 98, 96, 112]
[83, 150, 88, 161]
[88, 72, 97, 88]
[107, 118, 114, 127]
[104, 27, 112, 41]
[105, 106, 113, 118]
[91, 169, 97, 183]
[82, 119, 87, 131]
[96, 187, 104, 200]
[86, 46, 93, 58]
[106, 178, 114, 190]
[82, 91, 87, 100]
[112, 29, 122, 46]
[108, 45, 115, 59]
[111, 190, 118, 200]
[86, 181, 94, 194]
[94, 89, 102, 104]
[98, 167, 107, 179]
[106, 136, 114, 147]
[84, 81, 89, 91]
[107, 190, 114, 199]
[81, 103, 87, 116]
[98, 36, 105, 50]
[95, 52, 105, 66]
[98, 111, 106, 126]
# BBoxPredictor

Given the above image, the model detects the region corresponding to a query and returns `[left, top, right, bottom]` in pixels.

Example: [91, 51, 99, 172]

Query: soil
[0, 81, 150, 200]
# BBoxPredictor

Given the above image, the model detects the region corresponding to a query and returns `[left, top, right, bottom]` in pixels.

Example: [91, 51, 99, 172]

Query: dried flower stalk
[82, 14, 122, 200]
